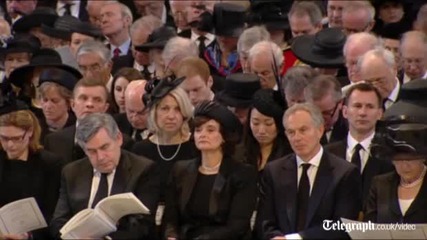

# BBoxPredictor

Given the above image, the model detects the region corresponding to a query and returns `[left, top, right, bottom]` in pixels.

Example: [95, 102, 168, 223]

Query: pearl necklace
[200, 161, 221, 173]
[400, 166, 427, 189]
[156, 142, 182, 161]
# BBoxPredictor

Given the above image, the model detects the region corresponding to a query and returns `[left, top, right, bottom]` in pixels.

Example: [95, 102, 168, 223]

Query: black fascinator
[142, 75, 185, 111]
[0, 91, 28, 116]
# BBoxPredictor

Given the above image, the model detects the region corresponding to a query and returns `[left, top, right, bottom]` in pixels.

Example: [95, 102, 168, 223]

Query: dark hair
[109, 67, 143, 113]
[73, 77, 109, 102]
[192, 115, 239, 157]
[243, 107, 287, 169]
[345, 82, 383, 107]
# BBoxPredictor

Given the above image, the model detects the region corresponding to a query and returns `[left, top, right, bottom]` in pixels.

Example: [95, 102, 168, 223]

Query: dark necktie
[297, 163, 311, 232]
[141, 65, 151, 80]
[92, 173, 109, 208]
[63, 3, 72, 16]
[133, 129, 143, 141]
[113, 48, 121, 58]
[351, 143, 363, 170]
[198, 35, 207, 56]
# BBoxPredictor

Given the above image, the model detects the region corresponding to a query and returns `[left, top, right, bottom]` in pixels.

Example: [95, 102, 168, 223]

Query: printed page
[96, 192, 150, 223]
[60, 210, 116, 239]
[0, 198, 47, 234]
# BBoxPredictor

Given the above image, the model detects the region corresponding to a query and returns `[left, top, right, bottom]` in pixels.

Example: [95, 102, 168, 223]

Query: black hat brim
[135, 41, 167, 52]
[384, 101, 427, 123]
[291, 35, 345, 68]
[41, 24, 71, 41]
[9, 63, 81, 89]
[215, 91, 253, 108]
[13, 14, 58, 33]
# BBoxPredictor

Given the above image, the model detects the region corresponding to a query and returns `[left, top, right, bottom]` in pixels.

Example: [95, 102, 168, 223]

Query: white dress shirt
[346, 132, 375, 173]
[190, 31, 215, 47]
[286, 147, 324, 239]
[56, 0, 81, 17]
[110, 38, 131, 57]
[88, 169, 116, 208]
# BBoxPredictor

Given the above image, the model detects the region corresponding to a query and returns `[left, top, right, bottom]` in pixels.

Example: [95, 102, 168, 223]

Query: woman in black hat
[163, 100, 257, 239]
[131, 76, 197, 202]
[0, 99, 62, 240]
[38, 68, 80, 141]
[244, 89, 292, 172]
[364, 123, 427, 223]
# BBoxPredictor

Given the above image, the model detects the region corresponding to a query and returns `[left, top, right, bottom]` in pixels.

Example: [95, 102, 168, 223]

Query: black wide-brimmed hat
[69, 21, 104, 40]
[38, 67, 81, 91]
[213, 3, 246, 37]
[377, 21, 411, 40]
[292, 28, 346, 68]
[194, 100, 242, 136]
[12, 7, 58, 33]
[9, 48, 82, 89]
[247, 2, 289, 30]
[135, 26, 177, 52]
[215, 73, 261, 108]
[371, 79, 427, 160]
[0, 34, 41, 60]
[41, 15, 81, 41]
[0, 92, 28, 116]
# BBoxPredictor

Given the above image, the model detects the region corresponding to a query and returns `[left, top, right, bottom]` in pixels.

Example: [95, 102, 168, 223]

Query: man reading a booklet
[50, 113, 160, 239]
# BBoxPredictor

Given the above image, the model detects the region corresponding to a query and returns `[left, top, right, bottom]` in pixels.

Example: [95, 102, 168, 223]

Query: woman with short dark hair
[163, 101, 258, 239]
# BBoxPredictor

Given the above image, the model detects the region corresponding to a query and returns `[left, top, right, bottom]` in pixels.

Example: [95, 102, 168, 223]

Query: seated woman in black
[365, 122, 427, 223]
[163, 101, 258, 239]
[244, 89, 292, 172]
[0, 104, 63, 239]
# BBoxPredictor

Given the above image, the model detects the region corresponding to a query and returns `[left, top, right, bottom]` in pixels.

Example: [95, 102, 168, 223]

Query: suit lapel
[306, 153, 333, 227]
[389, 173, 402, 217]
[111, 151, 131, 195]
[180, 160, 199, 213]
[283, 156, 298, 231]
[209, 158, 232, 216]
[75, 160, 93, 209]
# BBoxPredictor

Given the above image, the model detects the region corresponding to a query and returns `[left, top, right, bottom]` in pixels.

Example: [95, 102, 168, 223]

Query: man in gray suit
[50, 113, 159, 239]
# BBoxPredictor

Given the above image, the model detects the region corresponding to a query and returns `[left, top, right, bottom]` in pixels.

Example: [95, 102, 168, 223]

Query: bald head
[125, 80, 148, 129]
[400, 31, 427, 80]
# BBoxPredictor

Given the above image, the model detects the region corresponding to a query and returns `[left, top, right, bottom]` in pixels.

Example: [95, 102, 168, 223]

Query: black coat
[0, 150, 63, 239]
[255, 151, 361, 239]
[364, 171, 427, 224]
[325, 138, 395, 207]
[50, 150, 160, 239]
[163, 158, 258, 239]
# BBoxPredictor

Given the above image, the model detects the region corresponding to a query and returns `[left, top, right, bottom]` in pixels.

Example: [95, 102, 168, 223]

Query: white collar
[387, 78, 400, 103]
[347, 131, 375, 152]
[423, 71, 427, 79]
[161, 4, 167, 24]
[296, 147, 323, 168]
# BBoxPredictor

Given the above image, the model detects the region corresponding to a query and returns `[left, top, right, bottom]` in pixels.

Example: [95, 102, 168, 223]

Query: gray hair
[357, 47, 396, 72]
[147, 87, 193, 135]
[400, 31, 427, 52]
[343, 1, 375, 23]
[343, 32, 381, 56]
[162, 37, 199, 67]
[304, 74, 343, 102]
[283, 102, 324, 129]
[283, 66, 318, 97]
[75, 113, 120, 148]
[237, 26, 271, 54]
[76, 40, 111, 63]
[130, 15, 163, 36]
[248, 40, 284, 69]
[288, 1, 323, 26]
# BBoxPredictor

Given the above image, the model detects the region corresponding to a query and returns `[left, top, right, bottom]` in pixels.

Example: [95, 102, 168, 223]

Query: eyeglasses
[321, 101, 340, 119]
[0, 130, 27, 144]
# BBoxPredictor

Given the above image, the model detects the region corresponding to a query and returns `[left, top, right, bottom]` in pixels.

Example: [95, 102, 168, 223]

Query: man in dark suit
[50, 113, 159, 239]
[255, 103, 361, 239]
[326, 83, 394, 207]
[359, 46, 401, 110]
[305, 74, 348, 145]
[44, 78, 110, 164]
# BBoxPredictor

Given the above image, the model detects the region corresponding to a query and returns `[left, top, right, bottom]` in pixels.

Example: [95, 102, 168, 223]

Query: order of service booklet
[60, 192, 150, 239]
[0, 197, 47, 235]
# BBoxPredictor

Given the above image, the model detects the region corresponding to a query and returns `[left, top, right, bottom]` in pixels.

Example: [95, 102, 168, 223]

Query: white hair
[343, 32, 381, 56]
[237, 26, 271, 54]
[343, 1, 375, 23]
[130, 15, 163, 36]
[357, 47, 396, 72]
[76, 40, 111, 63]
[248, 40, 284, 69]
[162, 37, 198, 67]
